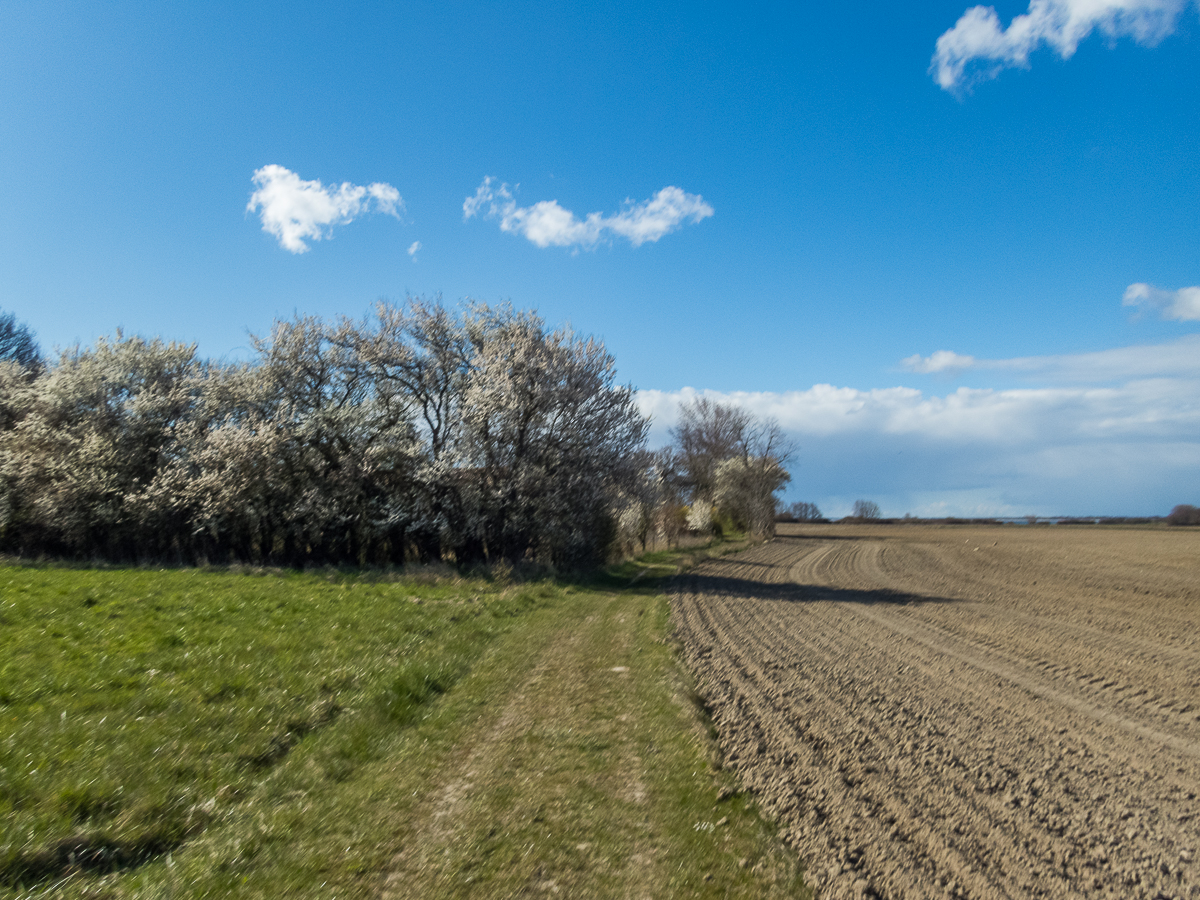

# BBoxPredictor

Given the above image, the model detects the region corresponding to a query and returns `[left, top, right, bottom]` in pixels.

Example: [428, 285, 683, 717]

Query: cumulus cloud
[931, 0, 1189, 92]
[640, 337, 1200, 517]
[1123, 282, 1200, 321]
[462, 177, 714, 249]
[641, 379, 1199, 446]
[247, 165, 402, 253]
[407, 240, 422, 261]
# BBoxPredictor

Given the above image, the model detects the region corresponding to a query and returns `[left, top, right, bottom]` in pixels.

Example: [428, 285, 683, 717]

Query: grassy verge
[608, 532, 754, 583]
[1, 542, 808, 899]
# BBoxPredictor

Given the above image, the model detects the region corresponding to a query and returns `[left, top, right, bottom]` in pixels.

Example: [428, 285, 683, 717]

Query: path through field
[375, 577, 805, 900]
[672, 524, 1200, 899]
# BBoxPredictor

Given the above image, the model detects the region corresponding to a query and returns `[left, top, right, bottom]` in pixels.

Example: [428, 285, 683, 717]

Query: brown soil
[671, 523, 1200, 899]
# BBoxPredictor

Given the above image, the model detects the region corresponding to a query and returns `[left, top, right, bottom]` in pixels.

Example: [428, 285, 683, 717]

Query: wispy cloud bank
[907, 287, 1200, 380]
[902, 335, 1200, 382]
[1123, 282, 1200, 321]
[931, 0, 1189, 92]
[247, 165, 402, 253]
[462, 178, 713, 249]
[901, 349, 976, 374]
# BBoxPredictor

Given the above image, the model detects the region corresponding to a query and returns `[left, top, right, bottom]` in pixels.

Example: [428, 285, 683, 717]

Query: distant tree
[852, 499, 882, 520]
[0, 333, 202, 557]
[686, 498, 713, 534]
[714, 454, 790, 537]
[146, 315, 423, 566]
[612, 448, 679, 554]
[0, 362, 36, 433]
[0, 300, 651, 568]
[1167, 504, 1200, 526]
[669, 398, 794, 538]
[669, 397, 752, 506]
[786, 501, 823, 522]
[455, 305, 648, 567]
[638, 446, 688, 542]
[0, 309, 41, 373]
[351, 297, 472, 466]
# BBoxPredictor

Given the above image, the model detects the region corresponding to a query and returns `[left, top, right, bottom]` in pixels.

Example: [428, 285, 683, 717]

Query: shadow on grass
[1, 828, 197, 889]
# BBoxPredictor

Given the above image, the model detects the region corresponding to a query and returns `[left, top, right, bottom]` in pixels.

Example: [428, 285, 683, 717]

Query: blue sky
[2, 0, 1197, 517]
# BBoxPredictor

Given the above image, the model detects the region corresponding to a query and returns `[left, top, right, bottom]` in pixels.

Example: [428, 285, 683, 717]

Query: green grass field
[1, 550, 808, 898]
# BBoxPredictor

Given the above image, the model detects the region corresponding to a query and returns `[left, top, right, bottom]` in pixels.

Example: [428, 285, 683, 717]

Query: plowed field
[672, 524, 1200, 899]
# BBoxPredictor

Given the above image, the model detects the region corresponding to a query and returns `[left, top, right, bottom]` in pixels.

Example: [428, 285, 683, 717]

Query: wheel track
[782, 534, 1200, 732]
[681, 564, 1075, 897]
[676, 581, 1009, 898]
[867, 535, 1200, 650]
[682, 579, 1143, 898]
[683, 588, 1040, 897]
[842, 601, 1200, 748]
[672, 527, 1200, 899]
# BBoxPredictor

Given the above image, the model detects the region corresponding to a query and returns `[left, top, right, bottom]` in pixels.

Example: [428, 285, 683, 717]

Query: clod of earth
[673, 523, 1200, 900]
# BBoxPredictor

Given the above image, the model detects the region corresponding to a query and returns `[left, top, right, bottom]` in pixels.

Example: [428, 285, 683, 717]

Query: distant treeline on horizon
[774, 514, 1182, 526]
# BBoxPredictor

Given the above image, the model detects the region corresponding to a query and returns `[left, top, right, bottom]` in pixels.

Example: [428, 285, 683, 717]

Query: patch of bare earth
[672, 524, 1200, 899]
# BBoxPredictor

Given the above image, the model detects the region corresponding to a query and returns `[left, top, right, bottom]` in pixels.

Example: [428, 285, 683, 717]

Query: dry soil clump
[672, 523, 1200, 899]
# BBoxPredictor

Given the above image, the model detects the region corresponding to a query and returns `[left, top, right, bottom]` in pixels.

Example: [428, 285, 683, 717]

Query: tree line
[0, 302, 793, 568]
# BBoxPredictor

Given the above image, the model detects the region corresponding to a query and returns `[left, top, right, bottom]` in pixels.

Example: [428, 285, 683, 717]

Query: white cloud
[900, 335, 1200, 382]
[640, 337, 1200, 516]
[462, 177, 713, 249]
[642, 377, 1199, 445]
[407, 240, 422, 261]
[901, 349, 976, 373]
[247, 165, 403, 253]
[1123, 282, 1200, 321]
[931, 0, 1189, 92]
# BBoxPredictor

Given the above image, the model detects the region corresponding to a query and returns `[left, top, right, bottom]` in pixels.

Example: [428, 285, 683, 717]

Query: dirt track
[672, 524, 1200, 899]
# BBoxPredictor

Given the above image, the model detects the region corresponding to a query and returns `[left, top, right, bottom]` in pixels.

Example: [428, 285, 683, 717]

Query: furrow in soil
[672, 525, 1200, 900]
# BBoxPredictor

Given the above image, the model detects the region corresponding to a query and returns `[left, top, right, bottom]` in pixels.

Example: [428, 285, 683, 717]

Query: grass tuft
[0, 563, 542, 895]
[0, 540, 806, 898]
[378, 656, 466, 726]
